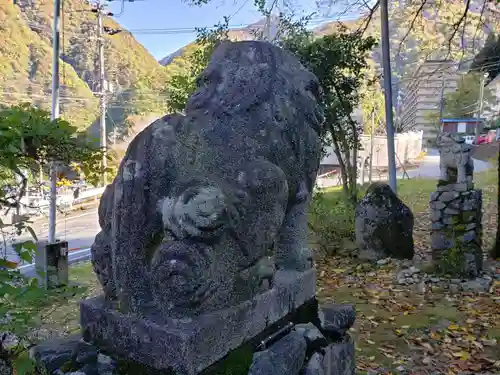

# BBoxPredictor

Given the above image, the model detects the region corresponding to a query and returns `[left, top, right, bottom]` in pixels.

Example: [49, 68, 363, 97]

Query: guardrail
[1, 187, 105, 225]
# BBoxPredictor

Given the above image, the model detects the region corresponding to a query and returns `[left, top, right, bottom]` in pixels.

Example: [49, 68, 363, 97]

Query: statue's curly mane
[186, 41, 325, 139]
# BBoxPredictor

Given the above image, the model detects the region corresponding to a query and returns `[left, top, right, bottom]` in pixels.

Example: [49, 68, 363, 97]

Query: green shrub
[308, 189, 356, 256]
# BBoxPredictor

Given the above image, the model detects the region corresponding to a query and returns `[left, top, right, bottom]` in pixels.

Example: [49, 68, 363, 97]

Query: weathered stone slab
[247, 331, 307, 375]
[323, 335, 355, 375]
[80, 269, 316, 375]
[30, 335, 82, 373]
[303, 352, 326, 375]
[318, 304, 356, 339]
[437, 182, 474, 192]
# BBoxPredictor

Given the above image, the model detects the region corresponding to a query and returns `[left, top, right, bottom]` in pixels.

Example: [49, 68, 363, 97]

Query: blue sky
[108, 0, 260, 59]
[107, 0, 360, 61]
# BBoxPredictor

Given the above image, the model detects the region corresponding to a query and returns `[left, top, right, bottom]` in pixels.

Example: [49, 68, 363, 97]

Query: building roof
[440, 118, 486, 123]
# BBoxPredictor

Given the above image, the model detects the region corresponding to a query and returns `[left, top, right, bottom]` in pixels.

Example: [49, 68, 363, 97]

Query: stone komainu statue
[436, 132, 473, 184]
[91, 41, 325, 318]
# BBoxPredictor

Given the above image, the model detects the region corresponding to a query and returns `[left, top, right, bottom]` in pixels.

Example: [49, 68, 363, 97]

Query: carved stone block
[80, 269, 316, 375]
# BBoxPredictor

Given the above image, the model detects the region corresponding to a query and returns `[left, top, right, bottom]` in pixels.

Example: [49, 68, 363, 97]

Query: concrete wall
[321, 130, 423, 168]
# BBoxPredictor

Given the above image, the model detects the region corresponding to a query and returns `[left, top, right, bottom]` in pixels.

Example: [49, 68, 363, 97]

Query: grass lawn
[27, 262, 102, 342]
[12, 171, 500, 375]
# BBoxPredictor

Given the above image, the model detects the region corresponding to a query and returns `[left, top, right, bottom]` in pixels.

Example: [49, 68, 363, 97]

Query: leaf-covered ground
[317, 258, 500, 374]
[316, 170, 500, 374]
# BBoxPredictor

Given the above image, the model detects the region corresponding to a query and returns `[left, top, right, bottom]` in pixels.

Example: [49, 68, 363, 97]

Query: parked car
[475, 134, 490, 145]
[464, 135, 475, 145]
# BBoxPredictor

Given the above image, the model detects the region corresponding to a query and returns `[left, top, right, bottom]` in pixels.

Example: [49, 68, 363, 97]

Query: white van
[464, 135, 475, 145]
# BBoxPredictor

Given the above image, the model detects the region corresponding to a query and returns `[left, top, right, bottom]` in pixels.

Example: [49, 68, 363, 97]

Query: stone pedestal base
[80, 269, 316, 375]
[430, 187, 483, 276]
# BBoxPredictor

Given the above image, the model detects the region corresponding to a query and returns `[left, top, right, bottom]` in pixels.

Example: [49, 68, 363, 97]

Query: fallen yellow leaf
[451, 351, 469, 360]
[332, 268, 346, 273]
[430, 332, 441, 340]
[448, 324, 460, 330]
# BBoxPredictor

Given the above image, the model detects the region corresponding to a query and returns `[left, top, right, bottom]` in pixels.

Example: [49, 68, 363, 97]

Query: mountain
[1, 0, 494, 151]
[1, 0, 169, 139]
[0, 0, 98, 128]
[159, 17, 279, 67]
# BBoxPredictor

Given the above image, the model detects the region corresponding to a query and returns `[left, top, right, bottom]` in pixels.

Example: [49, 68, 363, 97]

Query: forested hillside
[1, 0, 497, 142]
[1, 0, 170, 138]
[0, 1, 97, 127]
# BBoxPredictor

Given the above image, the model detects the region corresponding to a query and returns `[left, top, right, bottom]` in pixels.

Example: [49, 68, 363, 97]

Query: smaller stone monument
[430, 133, 483, 277]
[355, 182, 414, 261]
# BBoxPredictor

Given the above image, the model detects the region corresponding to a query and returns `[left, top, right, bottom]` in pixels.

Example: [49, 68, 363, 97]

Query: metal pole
[48, 0, 61, 244]
[97, 4, 108, 186]
[39, 164, 43, 197]
[476, 73, 487, 139]
[380, 0, 397, 194]
[439, 74, 446, 121]
[369, 110, 375, 183]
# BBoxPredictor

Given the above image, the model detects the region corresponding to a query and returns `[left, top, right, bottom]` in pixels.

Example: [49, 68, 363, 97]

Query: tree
[164, 20, 230, 113]
[169, 2, 376, 204]
[361, 82, 387, 134]
[0, 103, 106, 374]
[470, 32, 500, 81]
[0, 103, 105, 260]
[442, 72, 495, 118]
[288, 32, 377, 203]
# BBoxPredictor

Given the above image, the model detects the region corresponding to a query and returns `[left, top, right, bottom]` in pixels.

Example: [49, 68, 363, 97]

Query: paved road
[403, 148, 492, 179]
[317, 148, 493, 188]
[4, 207, 99, 263]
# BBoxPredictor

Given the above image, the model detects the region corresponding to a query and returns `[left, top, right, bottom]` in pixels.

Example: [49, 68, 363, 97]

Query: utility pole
[439, 74, 446, 123]
[97, 2, 108, 186]
[476, 72, 488, 139]
[48, 0, 62, 244]
[369, 110, 375, 183]
[380, 0, 397, 194]
[92, 2, 122, 186]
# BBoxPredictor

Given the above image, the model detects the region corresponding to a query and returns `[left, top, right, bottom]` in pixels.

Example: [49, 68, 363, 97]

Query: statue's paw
[150, 241, 216, 312]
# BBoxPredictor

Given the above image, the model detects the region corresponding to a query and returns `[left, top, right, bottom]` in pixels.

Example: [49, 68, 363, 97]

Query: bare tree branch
[444, 0, 471, 60]
[358, 0, 379, 35]
[396, 0, 429, 57]
[471, 0, 488, 53]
